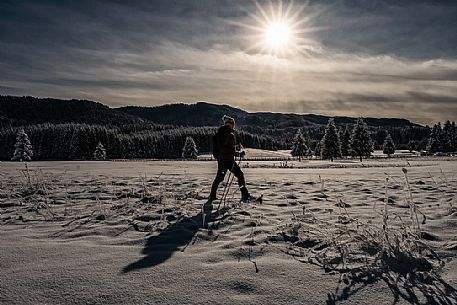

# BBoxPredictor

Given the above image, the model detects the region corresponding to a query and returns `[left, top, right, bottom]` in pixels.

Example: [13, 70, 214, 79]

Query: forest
[1, 95, 454, 160]
[0, 123, 277, 160]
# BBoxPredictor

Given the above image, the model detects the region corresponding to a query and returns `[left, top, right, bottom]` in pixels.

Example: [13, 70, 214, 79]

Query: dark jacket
[216, 125, 236, 162]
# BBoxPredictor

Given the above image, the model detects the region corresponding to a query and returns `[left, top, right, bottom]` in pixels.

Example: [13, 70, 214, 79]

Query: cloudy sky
[1, 0, 456, 125]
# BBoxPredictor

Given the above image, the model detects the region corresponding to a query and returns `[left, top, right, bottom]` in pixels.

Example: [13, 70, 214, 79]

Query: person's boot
[205, 192, 217, 211]
[204, 198, 214, 211]
[240, 186, 251, 203]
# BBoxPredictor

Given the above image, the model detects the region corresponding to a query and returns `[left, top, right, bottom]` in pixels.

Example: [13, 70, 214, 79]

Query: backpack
[212, 132, 220, 159]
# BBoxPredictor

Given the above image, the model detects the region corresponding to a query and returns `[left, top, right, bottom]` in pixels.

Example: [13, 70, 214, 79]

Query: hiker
[209, 115, 251, 203]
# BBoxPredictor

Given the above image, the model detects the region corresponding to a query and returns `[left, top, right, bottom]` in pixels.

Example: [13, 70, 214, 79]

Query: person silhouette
[209, 115, 251, 204]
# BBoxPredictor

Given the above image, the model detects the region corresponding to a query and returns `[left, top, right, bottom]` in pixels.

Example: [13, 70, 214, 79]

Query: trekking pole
[222, 164, 236, 208]
[219, 165, 234, 209]
[220, 155, 243, 209]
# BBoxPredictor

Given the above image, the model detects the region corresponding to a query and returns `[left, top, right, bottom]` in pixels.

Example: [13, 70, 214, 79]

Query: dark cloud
[345, 69, 457, 82]
[329, 92, 457, 106]
[308, 0, 457, 59]
[406, 92, 457, 105]
[0, 0, 456, 124]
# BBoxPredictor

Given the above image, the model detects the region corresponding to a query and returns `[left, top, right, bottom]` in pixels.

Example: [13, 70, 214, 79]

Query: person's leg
[230, 162, 250, 200]
[230, 161, 245, 187]
[209, 161, 229, 200]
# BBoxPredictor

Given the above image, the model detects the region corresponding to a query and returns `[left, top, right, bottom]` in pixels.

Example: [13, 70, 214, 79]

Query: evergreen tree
[452, 121, 457, 152]
[11, 128, 33, 161]
[68, 130, 81, 160]
[437, 122, 445, 152]
[290, 129, 309, 161]
[340, 126, 351, 157]
[428, 123, 443, 153]
[382, 133, 395, 157]
[443, 120, 455, 152]
[93, 142, 107, 160]
[182, 136, 198, 159]
[301, 128, 312, 150]
[320, 118, 341, 161]
[350, 118, 374, 162]
[313, 141, 321, 158]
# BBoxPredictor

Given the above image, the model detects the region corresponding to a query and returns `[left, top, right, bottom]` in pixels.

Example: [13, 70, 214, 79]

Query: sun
[264, 22, 290, 50]
[231, 1, 318, 57]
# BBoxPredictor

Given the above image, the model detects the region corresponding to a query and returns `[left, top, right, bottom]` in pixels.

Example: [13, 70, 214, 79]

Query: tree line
[291, 118, 456, 161]
[244, 123, 430, 153]
[3, 120, 455, 161]
[427, 121, 457, 153]
[0, 123, 278, 160]
[1, 95, 435, 154]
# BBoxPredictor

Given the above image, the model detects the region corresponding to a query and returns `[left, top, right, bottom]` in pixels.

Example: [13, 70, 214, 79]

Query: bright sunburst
[264, 22, 290, 50]
[232, 1, 318, 57]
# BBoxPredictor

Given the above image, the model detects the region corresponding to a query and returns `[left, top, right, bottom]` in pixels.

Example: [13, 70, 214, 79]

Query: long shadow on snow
[326, 268, 457, 305]
[122, 208, 228, 273]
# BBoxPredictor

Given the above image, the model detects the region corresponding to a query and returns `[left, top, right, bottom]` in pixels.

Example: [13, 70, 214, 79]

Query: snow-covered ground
[1, 158, 457, 304]
[199, 149, 423, 160]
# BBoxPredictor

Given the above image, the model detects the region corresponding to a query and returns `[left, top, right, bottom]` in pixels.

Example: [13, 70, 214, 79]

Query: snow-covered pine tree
[383, 132, 395, 157]
[93, 142, 107, 160]
[11, 128, 33, 161]
[68, 130, 81, 160]
[443, 120, 455, 152]
[320, 118, 341, 161]
[313, 141, 321, 158]
[452, 121, 457, 152]
[350, 118, 374, 162]
[437, 122, 445, 152]
[182, 136, 198, 159]
[428, 123, 442, 153]
[340, 126, 351, 157]
[290, 129, 309, 161]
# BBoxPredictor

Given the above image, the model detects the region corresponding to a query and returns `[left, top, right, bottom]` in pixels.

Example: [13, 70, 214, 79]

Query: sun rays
[264, 21, 290, 51]
[231, 0, 319, 57]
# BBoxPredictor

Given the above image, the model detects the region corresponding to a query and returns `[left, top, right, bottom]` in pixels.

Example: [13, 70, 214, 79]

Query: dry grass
[2, 161, 456, 303]
[280, 167, 457, 304]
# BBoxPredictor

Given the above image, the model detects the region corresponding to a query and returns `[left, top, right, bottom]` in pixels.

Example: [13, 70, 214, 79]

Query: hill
[0, 95, 431, 153]
[0, 95, 143, 127]
[118, 102, 421, 128]
[0, 95, 421, 128]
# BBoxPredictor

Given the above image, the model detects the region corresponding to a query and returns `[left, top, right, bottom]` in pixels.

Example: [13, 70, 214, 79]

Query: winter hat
[222, 115, 235, 125]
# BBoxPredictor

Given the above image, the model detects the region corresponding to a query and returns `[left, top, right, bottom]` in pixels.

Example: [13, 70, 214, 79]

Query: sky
[1, 0, 456, 125]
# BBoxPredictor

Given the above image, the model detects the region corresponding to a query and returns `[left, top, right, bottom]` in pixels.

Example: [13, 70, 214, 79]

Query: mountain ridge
[0, 95, 143, 127]
[118, 101, 422, 128]
[0, 95, 422, 128]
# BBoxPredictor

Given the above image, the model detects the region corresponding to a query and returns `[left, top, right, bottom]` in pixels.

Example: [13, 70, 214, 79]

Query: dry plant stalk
[402, 168, 421, 235]
[382, 176, 389, 248]
[283, 169, 445, 286]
